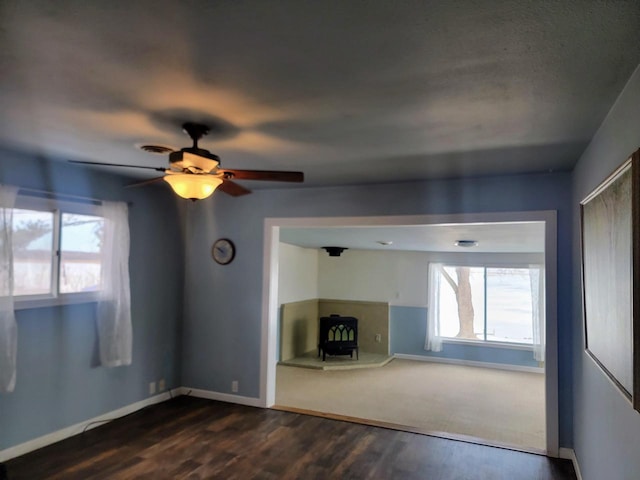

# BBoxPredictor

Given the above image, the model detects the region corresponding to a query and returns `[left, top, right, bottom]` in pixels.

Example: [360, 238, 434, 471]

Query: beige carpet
[279, 350, 393, 370]
[276, 358, 546, 451]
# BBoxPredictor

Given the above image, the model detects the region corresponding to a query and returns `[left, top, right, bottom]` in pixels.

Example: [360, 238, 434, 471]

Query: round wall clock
[212, 238, 236, 265]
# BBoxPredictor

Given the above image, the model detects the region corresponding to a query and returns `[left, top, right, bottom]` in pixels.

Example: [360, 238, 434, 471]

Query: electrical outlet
[149, 381, 156, 395]
[158, 379, 166, 392]
[231, 380, 239, 393]
[375, 333, 382, 343]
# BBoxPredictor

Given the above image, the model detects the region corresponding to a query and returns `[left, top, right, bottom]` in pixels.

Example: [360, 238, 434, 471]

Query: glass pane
[438, 266, 485, 340]
[59, 213, 104, 293]
[486, 268, 534, 344]
[12, 209, 54, 296]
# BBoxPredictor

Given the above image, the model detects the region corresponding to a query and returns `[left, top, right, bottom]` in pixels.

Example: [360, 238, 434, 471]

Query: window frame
[431, 261, 537, 350]
[12, 195, 104, 310]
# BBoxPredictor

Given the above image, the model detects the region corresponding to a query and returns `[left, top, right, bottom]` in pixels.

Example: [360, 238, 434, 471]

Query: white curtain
[425, 263, 443, 352]
[97, 201, 132, 367]
[0, 185, 19, 392]
[530, 264, 545, 362]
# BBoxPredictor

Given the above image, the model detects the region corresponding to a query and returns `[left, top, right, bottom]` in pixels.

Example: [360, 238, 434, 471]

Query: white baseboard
[394, 353, 544, 374]
[559, 448, 582, 480]
[0, 390, 174, 462]
[182, 387, 263, 408]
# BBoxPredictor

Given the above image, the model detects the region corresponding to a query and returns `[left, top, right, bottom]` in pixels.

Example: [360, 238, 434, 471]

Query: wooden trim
[580, 148, 640, 411]
[271, 404, 546, 456]
[317, 298, 388, 306]
[584, 349, 632, 402]
[633, 149, 640, 410]
[558, 448, 583, 480]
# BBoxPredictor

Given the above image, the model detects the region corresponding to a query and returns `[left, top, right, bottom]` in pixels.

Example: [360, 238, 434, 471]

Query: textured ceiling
[281, 222, 545, 253]
[1, 1, 639, 188]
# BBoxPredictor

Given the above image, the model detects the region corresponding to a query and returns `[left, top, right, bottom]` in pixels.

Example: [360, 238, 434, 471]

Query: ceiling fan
[69, 122, 304, 201]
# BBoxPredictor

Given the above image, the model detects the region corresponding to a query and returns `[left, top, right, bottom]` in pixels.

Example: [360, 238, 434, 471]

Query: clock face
[212, 239, 235, 265]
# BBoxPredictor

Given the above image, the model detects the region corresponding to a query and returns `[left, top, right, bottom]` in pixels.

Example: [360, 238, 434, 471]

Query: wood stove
[318, 315, 359, 361]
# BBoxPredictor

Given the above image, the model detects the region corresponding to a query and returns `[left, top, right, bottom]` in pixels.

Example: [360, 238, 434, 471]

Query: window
[12, 208, 55, 296]
[2, 190, 132, 380]
[59, 213, 103, 293]
[434, 265, 538, 345]
[11, 196, 105, 306]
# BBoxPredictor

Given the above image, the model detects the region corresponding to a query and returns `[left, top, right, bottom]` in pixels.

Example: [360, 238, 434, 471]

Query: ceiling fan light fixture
[69, 122, 303, 199]
[163, 174, 223, 201]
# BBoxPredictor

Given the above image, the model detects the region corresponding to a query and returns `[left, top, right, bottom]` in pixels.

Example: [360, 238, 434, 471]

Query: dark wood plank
[4, 396, 576, 480]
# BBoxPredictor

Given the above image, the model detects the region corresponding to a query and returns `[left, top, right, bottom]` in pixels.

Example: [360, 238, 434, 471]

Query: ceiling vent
[454, 240, 478, 247]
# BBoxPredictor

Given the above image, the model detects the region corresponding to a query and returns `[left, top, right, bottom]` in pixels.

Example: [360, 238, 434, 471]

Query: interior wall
[318, 249, 544, 306]
[571, 64, 640, 480]
[181, 170, 573, 446]
[390, 306, 539, 368]
[277, 243, 319, 361]
[278, 243, 318, 304]
[319, 250, 427, 306]
[279, 300, 319, 361]
[319, 249, 543, 367]
[0, 150, 185, 451]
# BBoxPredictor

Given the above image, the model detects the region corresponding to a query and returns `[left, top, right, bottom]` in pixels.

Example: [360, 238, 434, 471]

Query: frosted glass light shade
[163, 174, 223, 200]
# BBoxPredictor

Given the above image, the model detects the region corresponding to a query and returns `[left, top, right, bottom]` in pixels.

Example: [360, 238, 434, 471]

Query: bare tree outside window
[440, 266, 478, 340]
[435, 265, 535, 344]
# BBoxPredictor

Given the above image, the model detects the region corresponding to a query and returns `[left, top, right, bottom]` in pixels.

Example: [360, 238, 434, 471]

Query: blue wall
[182, 170, 573, 446]
[571, 66, 640, 479]
[0, 149, 577, 451]
[390, 306, 538, 367]
[2, 61, 637, 465]
[0, 150, 185, 450]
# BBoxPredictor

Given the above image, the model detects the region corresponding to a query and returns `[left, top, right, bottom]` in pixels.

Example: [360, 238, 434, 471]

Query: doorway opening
[260, 212, 558, 456]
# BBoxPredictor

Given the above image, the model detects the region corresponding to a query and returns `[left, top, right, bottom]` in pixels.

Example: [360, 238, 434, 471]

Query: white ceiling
[280, 222, 545, 253]
[1, 1, 639, 189]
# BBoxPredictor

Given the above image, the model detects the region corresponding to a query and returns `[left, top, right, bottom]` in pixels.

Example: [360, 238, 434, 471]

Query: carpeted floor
[275, 358, 546, 451]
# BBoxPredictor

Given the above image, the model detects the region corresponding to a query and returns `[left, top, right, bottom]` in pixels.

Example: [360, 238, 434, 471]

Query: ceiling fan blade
[221, 169, 304, 182]
[125, 176, 166, 188]
[69, 160, 167, 172]
[218, 179, 252, 196]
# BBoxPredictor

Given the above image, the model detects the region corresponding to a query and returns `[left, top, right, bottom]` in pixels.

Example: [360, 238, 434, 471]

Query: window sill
[15, 292, 100, 311]
[441, 338, 533, 351]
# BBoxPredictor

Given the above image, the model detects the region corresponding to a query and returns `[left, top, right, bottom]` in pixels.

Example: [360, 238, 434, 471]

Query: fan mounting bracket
[182, 122, 210, 147]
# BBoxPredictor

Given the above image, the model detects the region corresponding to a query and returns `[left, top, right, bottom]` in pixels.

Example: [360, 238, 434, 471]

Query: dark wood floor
[4, 396, 576, 479]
